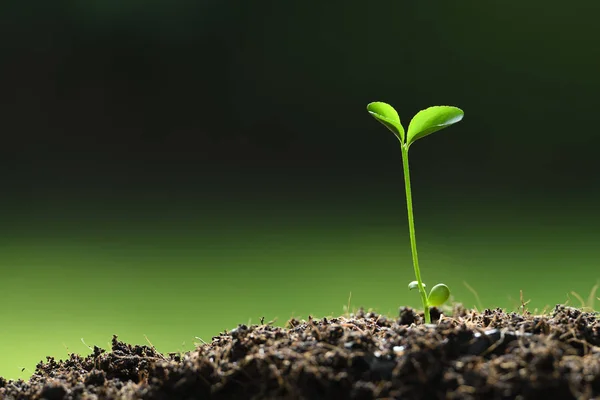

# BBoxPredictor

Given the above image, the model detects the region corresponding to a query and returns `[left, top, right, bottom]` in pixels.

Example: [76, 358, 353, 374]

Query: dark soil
[1, 305, 599, 400]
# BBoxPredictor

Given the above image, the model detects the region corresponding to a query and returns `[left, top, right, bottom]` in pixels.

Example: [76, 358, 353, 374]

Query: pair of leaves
[367, 102, 463, 147]
[408, 281, 450, 307]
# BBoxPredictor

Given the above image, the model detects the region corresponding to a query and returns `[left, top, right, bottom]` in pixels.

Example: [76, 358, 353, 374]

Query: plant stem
[400, 143, 430, 323]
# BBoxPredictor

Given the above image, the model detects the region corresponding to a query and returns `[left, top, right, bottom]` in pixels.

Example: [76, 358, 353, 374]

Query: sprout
[367, 102, 464, 323]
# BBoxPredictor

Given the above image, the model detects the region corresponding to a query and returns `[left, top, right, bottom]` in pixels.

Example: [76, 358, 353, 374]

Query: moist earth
[1, 305, 599, 399]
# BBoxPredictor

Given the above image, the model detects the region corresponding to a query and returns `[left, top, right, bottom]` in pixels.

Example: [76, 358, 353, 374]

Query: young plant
[366, 102, 464, 324]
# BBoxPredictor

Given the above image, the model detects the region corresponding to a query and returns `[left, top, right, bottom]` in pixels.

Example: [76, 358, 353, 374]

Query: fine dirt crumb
[1, 305, 599, 399]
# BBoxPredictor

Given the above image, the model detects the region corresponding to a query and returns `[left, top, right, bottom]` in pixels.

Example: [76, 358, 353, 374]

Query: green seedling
[367, 101, 464, 324]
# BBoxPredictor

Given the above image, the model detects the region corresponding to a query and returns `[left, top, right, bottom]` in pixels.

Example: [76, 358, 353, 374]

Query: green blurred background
[1, 1, 600, 380]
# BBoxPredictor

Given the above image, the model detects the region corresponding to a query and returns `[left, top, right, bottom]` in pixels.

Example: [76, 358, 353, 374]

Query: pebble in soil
[1, 304, 599, 399]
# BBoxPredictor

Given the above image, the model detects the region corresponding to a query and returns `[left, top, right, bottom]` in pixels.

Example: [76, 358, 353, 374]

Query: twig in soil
[570, 291, 587, 310]
[587, 282, 599, 307]
[112, 352, 167, 362]
[344, 291, 352, 318]
[80, 338, 94, 351]
[479, 330, 507, 357]
[194, 336, 208, 345]
[566, 283, 599, 313]
[144, 334, 157, 351]
[463, 281, 483, 312]
[538, 304, 552, 316]
[519, 290, 531, 315]
[369, 314, 383, 335]
[585, 282, 599, 311]
[341, 322, 365, 333]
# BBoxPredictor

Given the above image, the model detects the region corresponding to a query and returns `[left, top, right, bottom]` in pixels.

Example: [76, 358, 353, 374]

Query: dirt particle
[39, 381, 67, 400]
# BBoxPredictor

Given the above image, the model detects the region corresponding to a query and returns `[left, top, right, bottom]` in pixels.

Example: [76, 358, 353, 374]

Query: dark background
[3, 1, 600, 191]
[2, 0, 600, 380]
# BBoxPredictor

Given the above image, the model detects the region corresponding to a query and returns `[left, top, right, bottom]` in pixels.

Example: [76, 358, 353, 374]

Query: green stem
[400, 143, 430, 323]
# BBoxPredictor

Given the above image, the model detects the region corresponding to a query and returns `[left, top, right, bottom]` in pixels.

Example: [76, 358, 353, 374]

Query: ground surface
[1, 305, 599, 399]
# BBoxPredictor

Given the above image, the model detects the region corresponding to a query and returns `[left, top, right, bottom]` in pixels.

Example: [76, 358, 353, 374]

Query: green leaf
[367, 102, 405, 142]
[408, 281, 426, 291]
[406, 106, 464, 147]
[427, 283, 450, 306]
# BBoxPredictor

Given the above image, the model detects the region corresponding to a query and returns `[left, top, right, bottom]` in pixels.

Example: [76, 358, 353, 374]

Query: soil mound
[1, 305, 599, 399]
